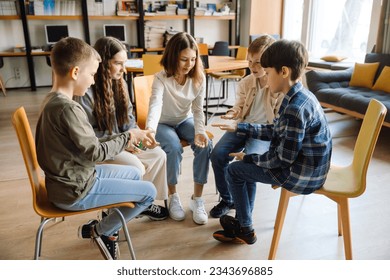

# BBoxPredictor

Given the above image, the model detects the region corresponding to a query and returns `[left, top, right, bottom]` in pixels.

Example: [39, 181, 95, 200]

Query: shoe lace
[148, 204, 161, 214]
[170, 195, 183, 211]
[194, 199, 207, 214]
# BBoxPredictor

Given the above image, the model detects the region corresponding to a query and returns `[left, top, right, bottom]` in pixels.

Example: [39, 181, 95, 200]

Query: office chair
[12, 107, 138, 260]
[0, 58, 6, 96]
[142, 54, 163, 76]
[211, 41, 229, 56]
[268, 99, 387, 260]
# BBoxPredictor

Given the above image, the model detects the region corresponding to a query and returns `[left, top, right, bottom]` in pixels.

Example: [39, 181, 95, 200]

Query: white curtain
[377, 0, 390, 53]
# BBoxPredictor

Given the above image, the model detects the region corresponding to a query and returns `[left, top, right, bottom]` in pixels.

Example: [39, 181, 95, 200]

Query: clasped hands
[127, 128, 159, 153]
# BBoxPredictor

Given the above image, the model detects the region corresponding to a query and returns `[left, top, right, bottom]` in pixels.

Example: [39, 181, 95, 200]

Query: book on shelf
[0, 0, 18, 15]
[117, 0, 138, 16]
[29, 0, 81, 16]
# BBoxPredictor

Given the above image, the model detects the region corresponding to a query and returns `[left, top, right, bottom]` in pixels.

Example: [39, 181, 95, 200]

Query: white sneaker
[168, 193, 185, 221]
[189, 196, 208, 225]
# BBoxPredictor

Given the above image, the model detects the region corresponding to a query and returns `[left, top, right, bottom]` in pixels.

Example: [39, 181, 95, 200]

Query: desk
[204, 56, 248, 124]
[126, 56, 248, 124]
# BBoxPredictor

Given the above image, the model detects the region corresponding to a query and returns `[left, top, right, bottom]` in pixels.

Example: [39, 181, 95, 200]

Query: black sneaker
[95, 235, 119, 260]
[137, 204, 169, 221]
[210, 200, 235, 218]
[213, 215, 257, 245]
[78, 219, 99, 239]
[78, 219, 120, 260]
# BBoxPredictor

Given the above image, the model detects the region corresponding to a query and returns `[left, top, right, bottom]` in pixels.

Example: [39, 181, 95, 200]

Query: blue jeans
[226, 161, 278, 228]
[210, 131, 269, 205]
[155, 117, 212, 186]
[54, 164, 156, 236]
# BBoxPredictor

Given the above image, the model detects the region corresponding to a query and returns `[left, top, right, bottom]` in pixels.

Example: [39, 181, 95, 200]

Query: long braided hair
[92, 36, 129, 134]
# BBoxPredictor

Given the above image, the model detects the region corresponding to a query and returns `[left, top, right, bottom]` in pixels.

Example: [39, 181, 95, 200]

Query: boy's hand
[221, 111, 238, 120]
[229, 152, 245, 161]
[211, 122, 237, 132]
[194, 133, 208, 148]
[129, 128, 159, 150]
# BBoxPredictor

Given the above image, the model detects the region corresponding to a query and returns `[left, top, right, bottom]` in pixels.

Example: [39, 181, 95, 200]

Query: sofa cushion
[314, 88, 390, 123]
[364, 53, 390, 80]
[349, 62, 379, 88]
[305, 68, 353, 93]
[372, 66, 390, 93]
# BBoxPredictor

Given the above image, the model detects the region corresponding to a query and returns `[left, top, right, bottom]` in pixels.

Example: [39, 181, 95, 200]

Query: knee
[210, 145, 227, 165]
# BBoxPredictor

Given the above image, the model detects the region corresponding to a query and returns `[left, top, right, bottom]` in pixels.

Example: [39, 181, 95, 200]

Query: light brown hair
[160, 32, 204, 89]
[92, 36, 129, 134]
[50, 37, 101, 77]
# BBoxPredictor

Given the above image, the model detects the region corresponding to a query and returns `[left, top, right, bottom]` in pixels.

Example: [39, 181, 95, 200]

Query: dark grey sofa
[306, 53, 390, 127]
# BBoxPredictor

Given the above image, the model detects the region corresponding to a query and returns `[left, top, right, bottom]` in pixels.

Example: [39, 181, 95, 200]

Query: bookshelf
[1, 0, 241, 90]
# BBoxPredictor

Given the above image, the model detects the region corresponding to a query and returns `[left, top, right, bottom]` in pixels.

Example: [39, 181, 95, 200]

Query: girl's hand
[194, 133, 208, 148]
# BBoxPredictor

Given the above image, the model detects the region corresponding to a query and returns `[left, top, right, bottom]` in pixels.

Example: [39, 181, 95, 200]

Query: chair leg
[0, 75, 6, 97]
[34, 217, 56, 260]
[338, 199, 352, 260]
[268, 188, 293, 260]
[112, 208, 136, 260]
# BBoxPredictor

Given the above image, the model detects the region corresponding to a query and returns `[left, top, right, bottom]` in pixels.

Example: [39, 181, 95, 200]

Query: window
[283, 0, 375, 62]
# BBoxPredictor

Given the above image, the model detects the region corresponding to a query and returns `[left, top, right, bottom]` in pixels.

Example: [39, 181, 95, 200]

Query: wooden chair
[133, 75, 214, 147]
[197, 43, 209, 56]
[268, 99, 387, 260]
[0, 58, 6, 96]
[142, 54, 163, 76]
[12, 107, 137, 260]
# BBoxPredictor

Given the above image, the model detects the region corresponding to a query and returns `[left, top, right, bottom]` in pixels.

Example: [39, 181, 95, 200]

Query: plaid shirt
[239, 82, 332, 194]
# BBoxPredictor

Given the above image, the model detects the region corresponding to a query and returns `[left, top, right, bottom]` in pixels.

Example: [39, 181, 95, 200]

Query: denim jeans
[54, 164, 156, 236]
[226, 160, 278, 228]
[155, 117, 212, 186]
[210, 131, 269, 205]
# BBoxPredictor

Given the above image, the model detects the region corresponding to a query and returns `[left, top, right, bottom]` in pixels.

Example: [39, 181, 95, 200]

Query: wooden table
[204, 56, 248, 124]
[126, 56, 248, 124]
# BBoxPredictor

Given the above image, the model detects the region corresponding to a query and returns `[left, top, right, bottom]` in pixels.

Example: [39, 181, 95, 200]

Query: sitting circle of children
[36, 33, 331, 259]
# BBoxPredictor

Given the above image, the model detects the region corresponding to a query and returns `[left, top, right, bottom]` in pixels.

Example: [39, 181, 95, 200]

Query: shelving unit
[1, 0, 241, 90]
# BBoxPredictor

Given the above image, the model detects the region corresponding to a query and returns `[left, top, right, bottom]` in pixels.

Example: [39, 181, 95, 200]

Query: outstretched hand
[229, 152, 245, 161]
[194, 133, 208, 148]
[211, 122, 237, 132]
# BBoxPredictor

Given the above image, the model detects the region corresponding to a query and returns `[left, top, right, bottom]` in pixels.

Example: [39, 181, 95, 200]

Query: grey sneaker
[189, 196, 208, 225]
[168, 193, 185, 221]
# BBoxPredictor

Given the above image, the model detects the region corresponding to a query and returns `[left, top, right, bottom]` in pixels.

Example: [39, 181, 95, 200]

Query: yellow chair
[197, 43, 209, 56]
[142, 54, 163, 76]
[12, 107, 137, 260]
[268, 99, 387, 260]
[208, 46, 248, 114]
[133, 75, 214, 147]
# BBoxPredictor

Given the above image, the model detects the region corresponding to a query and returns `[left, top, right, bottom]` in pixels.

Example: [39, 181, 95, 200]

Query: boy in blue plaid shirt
[213, 39, 332, 245]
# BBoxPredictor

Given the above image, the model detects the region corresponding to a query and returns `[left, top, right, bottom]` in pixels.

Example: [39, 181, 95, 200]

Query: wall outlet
[14, 67, 21, 80]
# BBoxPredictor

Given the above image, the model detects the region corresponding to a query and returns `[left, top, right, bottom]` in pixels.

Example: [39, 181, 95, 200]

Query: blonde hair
[248, 35, 276, 56]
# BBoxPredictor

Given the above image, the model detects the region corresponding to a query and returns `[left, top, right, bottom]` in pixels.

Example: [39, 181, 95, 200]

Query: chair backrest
[197, 43, 209, 56]
[133, 75, 154, 129]
[211, 41, 229, 56]
[11, 107, 45, 213]
[352, 99, 386, 197]
[231, 46, 248, 77]
[142, 54, 163, 76]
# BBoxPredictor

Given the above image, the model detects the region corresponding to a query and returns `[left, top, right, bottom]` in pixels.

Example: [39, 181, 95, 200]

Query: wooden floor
[1, 87, 390, 260]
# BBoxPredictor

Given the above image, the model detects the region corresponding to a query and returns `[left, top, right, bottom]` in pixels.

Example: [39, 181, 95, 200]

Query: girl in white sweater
[146, 32, 213, 225]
